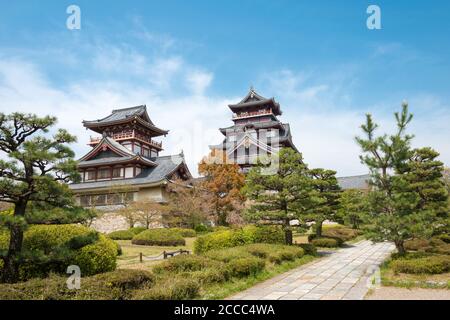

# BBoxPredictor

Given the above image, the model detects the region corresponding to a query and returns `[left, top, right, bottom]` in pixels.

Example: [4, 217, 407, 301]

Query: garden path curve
[229, 240, 395, 300]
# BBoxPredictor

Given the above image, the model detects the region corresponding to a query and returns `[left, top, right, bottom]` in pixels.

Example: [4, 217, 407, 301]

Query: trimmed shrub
[436, 234, 450, 244]
[129, 227, 147, 235]
[152, 254, 219, 274]
[0, 269, 154, 300]
[184, 267, 230, 285]
[170, 228, 196, 238]
[0, 225, 117, 280]
[311, 238, 340, 248]
[194, 224, 209, 233]
[404, 238, 430, 251]
[253, 226, 285, 244]
[244, 244, 304, 264]
[132, 228, 185, 246]
[425, 244, 450, 255]
[227, 257, 265, 278]
[107, 230, 134, 240]
[296, 243, 317, 256]
[390, 255, 450, 274]
[194, 226, 285, 254]
[204, 247, 253, 262]
[73, 235, 118, 276]
[322, 226, 360, 242]
[133, 277, 200, 300]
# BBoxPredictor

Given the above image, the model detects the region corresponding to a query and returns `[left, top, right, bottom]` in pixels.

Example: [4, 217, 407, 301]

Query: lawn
[380, 262, 450, 290]
[116, 237, 196, 270]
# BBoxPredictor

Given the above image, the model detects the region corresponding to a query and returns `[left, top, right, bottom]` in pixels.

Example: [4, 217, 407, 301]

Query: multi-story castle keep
[69, 105, 191, 207]
[211, 88, 298, 172]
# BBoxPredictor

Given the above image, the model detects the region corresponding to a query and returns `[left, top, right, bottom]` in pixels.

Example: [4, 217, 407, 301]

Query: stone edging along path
[229, 240, 396, 300]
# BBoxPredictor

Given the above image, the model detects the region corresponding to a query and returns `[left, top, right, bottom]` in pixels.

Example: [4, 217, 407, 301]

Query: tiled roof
[337, 174, 371, 190]
[70, 154, 190, 191]
[82, 105, 168, 135]
[228, 89, 281, 115]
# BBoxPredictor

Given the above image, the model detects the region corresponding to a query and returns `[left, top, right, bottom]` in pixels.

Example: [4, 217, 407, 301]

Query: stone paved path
[229, 240, 395, 300]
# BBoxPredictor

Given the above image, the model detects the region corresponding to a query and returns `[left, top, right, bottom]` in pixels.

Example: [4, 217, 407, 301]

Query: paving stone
[228, 240, 395, 301]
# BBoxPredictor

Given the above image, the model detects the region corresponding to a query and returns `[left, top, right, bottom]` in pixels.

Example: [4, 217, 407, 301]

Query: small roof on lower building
[337, 174, 371, 190]
[70, 153, 191, 192]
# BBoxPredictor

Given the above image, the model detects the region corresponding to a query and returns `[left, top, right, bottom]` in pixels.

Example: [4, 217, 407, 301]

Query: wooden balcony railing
[89, 130, 162, 149]
[232, 108, 273, 120]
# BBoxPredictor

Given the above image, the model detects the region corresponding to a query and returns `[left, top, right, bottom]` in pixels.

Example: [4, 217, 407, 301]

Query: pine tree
[356, 103, 449, 255]
[243, 148, 313, 245]
[308, 169, 341, 237]
[0, 112, 80, 283]
[337, 189, 369, 229]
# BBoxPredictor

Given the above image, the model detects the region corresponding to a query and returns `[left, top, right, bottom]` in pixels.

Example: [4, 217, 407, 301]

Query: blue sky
[0, 1, 449, 176]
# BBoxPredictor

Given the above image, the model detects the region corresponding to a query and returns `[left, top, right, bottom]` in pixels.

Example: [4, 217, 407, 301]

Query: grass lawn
[200, 255, 317, 300]
[380, 264, 450, 290]
[116, 237, 196, 270]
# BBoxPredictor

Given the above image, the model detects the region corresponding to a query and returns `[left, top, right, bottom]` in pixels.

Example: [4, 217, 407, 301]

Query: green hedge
[107, 230, 134, 240]
[296, 243, 317, 256]
[0, 225, 117, 280]
[131, 228, 185, 246]
[227, 257, 266, 278]
[194, 225, 284, 254]
[153, 255, 219, 274]
[0, 269, 153, 300]
[132, 276, 200, 300]
[390, 255, 450, 274]
[129, 227, 147, 235]
[311, 238, 340, 248]
[170, 228, 197, 238]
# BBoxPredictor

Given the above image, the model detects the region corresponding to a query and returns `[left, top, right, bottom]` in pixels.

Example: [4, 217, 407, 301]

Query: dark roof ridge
[112, 105, 146, 113]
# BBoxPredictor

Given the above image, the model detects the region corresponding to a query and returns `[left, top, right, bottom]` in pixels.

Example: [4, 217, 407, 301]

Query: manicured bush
[132, 277, 200, 300]
[243, 243, 304, 264]
[152, 254, 219, 274]
[184, 267, 230, 285]
[268, 246, 304, 264]
[311, 237, 340, 248]
[129, 227, 147, 235]
[203, 246, 253, 262]
[227, 257, 265, 278]
[322, 226, 361, 242]
[132, 228, 185, 246]
[194, 230, 240, 253]
[430, 237, 447, 247]
[0, 269, 154, 300]
[436, 234, 450, 244]
[425, 244, 450, 255]
[404, 238, 430, 251]
[390, 255, 450, 274]
[107, 229, 134, 240]
[170, 228, 196, 237]
[296, 243, 317, 256]
[253, 225, 285, 244]
[194, 226, 285, 254]
[73, 234, 118, 276]
[0, 225, 117, 280]
[194, 224, 209, 233]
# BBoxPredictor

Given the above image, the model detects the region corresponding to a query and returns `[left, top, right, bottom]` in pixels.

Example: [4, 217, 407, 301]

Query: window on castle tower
[98, 168, 110, 179]
[87, 171, 96, 181]
[134, 143, 141, 155]
[112, 167, 122, 178]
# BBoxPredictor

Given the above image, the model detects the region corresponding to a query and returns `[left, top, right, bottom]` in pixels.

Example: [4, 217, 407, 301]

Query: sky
[0, 0, 449, 177]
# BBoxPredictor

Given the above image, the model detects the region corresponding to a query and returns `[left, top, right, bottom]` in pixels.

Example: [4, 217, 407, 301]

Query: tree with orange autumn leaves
[198, 149, 246, 226]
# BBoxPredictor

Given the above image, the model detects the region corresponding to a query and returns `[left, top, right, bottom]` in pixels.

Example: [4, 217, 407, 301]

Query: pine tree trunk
[315, 220, 323, 237]
[283, 218, 292, 245]
[395, 240, 406, 256]
[1, 201, 26, 283]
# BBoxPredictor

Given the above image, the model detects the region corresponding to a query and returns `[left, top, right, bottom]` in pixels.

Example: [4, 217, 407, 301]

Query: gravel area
[366, 287, 450, 300]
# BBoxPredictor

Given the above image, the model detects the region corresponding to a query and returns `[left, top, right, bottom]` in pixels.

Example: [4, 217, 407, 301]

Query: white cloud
[0, 43, 448, 178]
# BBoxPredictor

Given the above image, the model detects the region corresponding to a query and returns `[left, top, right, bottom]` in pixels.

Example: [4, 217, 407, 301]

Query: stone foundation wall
[89, 212, 130, 234]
